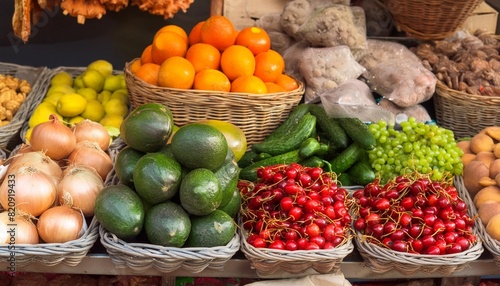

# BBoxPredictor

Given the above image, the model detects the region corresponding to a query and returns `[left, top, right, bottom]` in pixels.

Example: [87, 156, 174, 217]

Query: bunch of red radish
[239, 163, 353, 251]
[352, 174, 478, 255]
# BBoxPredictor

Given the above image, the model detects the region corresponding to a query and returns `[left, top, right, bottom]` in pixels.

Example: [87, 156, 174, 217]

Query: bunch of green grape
[367, 117, 464, 184]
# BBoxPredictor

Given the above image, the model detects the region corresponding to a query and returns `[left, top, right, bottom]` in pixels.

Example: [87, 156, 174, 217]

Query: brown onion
[37, 205, 84, 243]
[67, 141, 113, 180]
[30, 114, 76, 160]
[7, 151, 63, 182]
[0, 166, 57, 217]
[58, 164, 104, 217]
[72, 119, 111, 151]
[0, 212, 39, 244]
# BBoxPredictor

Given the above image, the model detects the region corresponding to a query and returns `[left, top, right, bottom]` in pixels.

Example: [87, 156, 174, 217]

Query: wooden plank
[210, 0, 224, 16]
[221, 0, 287, 30]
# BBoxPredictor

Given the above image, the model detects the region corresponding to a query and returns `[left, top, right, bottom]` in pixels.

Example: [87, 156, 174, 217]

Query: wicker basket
[239, 226, 354, 276]
[19, 66, 127, 150]
[385, 0, 482, 40]
[354, 176, 484, 275]
[124, 59, 304, 146]
[0, 216, 99, 268]
[433, 80, 500, 140]
[456, 176, 500, 267]
[0, 62, 49, 150]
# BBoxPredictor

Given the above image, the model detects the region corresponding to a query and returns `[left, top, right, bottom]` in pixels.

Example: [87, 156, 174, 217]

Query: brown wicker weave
[0, 216, 99, 268]
[239, 224, 354, 276]
[434, 80, 500, 140]
[385, 0, 483, 40]
[457, 176, 500, 268]
[124, 59, 304, 146]
[354, 176, 484, 275]
[0, 62, 48, 150]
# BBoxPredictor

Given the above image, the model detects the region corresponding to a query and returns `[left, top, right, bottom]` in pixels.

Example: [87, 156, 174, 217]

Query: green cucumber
[238, 151, 259, 168]
[337, 117, 376, 151]
[261, 104, 310, 142]
[329, 142, 364, 174]
[239, 149, 302, 181]
[299, 137, 321, 158]
[251, 113, 316, 156]
[348, 160, 376, 186]
[307, 104, 349, 150]
[299, 156, 325, 168]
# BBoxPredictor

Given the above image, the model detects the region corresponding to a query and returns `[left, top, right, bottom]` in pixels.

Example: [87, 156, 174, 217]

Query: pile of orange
[129, 15, 299, 94]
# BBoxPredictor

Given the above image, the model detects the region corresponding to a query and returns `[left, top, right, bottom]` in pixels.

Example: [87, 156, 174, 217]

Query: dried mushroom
[412, 30, 500, 96]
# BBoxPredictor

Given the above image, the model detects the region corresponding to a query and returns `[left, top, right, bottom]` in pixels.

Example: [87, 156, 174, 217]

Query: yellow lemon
[73, 75, 85, 89]
[46, 84, 75, 96]
[50, 71, 73, 86]
[100, 113, 124, 130]
[103, 74, 122, 92]
[81, 99, 105, 122]
[43, 92, 64, 106]
[82, 69, 105, 92]
[57, 93, 87, 117]
[24, 127, 34, 143]
[104, 98, 128, 117]
[110, 89, 129, 104]
[28, 102, 62, 128]
[98, 90, 112, 105]
[117, 74, 127, 89]
[87, 59, 113, 78]
[68, 116, 86, 127]
[77, 87, 98, 100]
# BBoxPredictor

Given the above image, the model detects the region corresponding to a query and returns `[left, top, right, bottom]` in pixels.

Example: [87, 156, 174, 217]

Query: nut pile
[0, 74, 31, 126]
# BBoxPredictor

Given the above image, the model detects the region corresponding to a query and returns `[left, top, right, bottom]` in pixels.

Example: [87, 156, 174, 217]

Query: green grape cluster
[367, 117, 464, 184]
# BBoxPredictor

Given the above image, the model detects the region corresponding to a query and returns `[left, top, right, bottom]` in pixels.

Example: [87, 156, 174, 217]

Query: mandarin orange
[220, 45, 255, 81]
[135, 63, 160, 86]
[235, 26, 271, 56]
[157, 56, 195, 89]
[185, 43, 221, 73]
[231, 75, 267, 94]
[199, 15, 237, 52]
[193, 69, 231, 92]
[151, 31, 188, 65]
[254, 49, 285, 83]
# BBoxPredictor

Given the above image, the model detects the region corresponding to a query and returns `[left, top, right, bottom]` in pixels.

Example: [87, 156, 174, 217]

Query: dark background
[0, 1, 211, 69]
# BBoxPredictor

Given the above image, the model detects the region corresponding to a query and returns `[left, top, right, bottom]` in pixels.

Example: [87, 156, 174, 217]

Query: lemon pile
[26, 60, 129, 142]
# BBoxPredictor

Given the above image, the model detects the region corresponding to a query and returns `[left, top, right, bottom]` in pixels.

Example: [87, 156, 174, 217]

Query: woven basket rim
[353, 175, 484, 272]
[99, 224, 240, 258]
[436, 81, 500, 102]
[0, 216, 99, 255]
[124, 59, 305, 101]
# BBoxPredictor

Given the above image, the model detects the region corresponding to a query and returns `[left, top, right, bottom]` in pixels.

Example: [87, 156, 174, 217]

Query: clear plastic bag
[356, 39, 422, 70]
[363, 59, 437, 108]
[299, 45, 366, 103]
[378, 98, 432, 123]
[319, 79, 394, 123]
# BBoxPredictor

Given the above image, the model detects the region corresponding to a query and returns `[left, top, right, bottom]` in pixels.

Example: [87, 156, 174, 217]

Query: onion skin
[0, 166, 57, 217]
[68, 141, 113, 180]
[7, 151, 63, 182]
[0, 212, 39, 244]
[58, 165, 104, 217]
[37, 205, 84, 243]
[30, 114, 76, 160]
[72, 120, 111, 151]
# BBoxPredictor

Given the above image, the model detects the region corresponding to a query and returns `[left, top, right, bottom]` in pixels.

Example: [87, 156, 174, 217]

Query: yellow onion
[58, 164, 104, 217]
[0, 212, 39, 244]
[0, 166, 57, 217]
[7, 151, 63, 182]
[72, 119, 111, 151]
[30, 114, 76, 160]
[37, 205, 84, 243]
[67, 141, 113, 180]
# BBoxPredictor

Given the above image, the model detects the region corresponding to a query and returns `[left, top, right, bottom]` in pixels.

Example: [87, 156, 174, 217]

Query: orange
[141, 44, 153, 64]
[154, 24, 188, 44]
[185, 43, 221, 73]
[188, 21, 205, 46]
[129, 59, 142, 74]
[151, 31, 188, 65]
[199, 15, 237, 52]
[235, 26, 271, 56]
[135, 63, 160, 86]
[193, 69, 231, 92]
[274, 74, 299, 91]
[220, 45, 255, 81]
[254, 49, 285, 83]
[265, 82, 287, 93]
[231, 75, 267, 94]
[157, 56, 195, 89]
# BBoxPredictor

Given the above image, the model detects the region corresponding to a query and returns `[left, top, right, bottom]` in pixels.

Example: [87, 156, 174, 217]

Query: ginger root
[0, 74, 31, 126]
[132, 0, 195, 19]
[60, 0, 106, 24]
